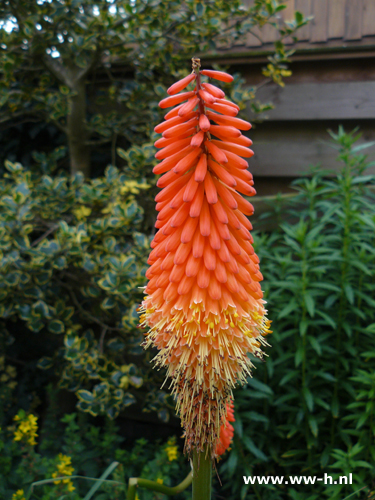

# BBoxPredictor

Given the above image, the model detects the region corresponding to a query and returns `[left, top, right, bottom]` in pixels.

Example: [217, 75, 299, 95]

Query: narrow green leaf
[83, 461, 120, 500]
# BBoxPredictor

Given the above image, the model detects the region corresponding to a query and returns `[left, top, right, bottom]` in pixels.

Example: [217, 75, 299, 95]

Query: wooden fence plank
[345, 0, 363, 40]
[255, 81, 375, 120]
[251, 136, 337, 176]
[310, 0, 328, 42]
[295, 0, 311, 40]
[280, 0, 296, 44]
[362, 0, 375, 36]
[246, 26, 263, 47]
[328, 0, 346, 39]
[261, 21, 279, 44]
[248, 123, 375, 177]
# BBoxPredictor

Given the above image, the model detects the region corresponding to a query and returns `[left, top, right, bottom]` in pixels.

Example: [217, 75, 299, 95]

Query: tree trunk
[67, 79, 91, 178]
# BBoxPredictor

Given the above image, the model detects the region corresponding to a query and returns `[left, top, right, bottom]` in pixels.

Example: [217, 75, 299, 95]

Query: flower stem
[192, 449, 212, 500]
[126, 471, 193, 500]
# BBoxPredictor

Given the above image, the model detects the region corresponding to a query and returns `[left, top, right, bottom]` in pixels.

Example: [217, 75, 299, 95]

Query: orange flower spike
[140, 58, 271, 459]
[215, 402, 235, 458]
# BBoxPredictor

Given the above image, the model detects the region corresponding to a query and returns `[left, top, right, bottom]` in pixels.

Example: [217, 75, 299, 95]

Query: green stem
[126, 471, 193, 500]
[192, 449, 212, 500]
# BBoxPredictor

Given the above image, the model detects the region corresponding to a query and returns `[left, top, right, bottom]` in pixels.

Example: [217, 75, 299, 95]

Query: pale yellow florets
[165, 436, 179, 461]
[52, 453, 75, 492]
[12, 490, 26, 500]
[13, 413, 38, 446]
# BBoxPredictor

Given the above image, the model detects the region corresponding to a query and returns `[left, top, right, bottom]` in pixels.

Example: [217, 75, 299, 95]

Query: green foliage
[0, 0, 309, 176]
[0, 159, 154, 419]
[0, 0, 312, 427]
[220, 128, 375, 499]
[0, 407, 189, 500]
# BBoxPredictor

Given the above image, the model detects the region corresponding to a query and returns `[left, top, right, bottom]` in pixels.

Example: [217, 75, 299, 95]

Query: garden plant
[3, 1, 374, 500]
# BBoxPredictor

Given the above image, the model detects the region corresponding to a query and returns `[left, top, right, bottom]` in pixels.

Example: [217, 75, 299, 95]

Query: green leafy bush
[1, 407, 189, 500]
[221, 128, 375, 499]
[0, 159, 154, 419]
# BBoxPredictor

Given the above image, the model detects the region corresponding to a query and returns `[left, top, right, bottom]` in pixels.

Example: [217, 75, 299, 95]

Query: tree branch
[57, 279, 123, 332]
[43, 56, 71, 86]
[31, 225, 59, 247]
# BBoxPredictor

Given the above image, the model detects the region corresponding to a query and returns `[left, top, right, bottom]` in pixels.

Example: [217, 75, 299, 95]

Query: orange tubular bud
[216, 98, 240, 111]
[205, 140, 228, 164]
[207, 110, 251, 130]
[155, 138, 192, 160]
[183, 175, 200, 203]
[167, 73, 196, 95]
[207, 158, 237, 187]
[198, 89, 217, 105]
[194, 154, 207, 183]
[210, 125, 241, 139]
[201, 82, 225, 98]
[200, 69, 234, 82]
[224, 150, 249, 169]
[140, 62, 270, 459]
[172, 147, 202, 174]
[154, 131, 196, 148]
[163, 117, 198, 138]
[154, 111, 196, 134]
[159, 91, 196, 109]
[199, 114, 210, 131]
[211, 139, 254, 158]
[178, 96, 200, 117]
[152, 146, 193, 175]
[164, 103, 186, 119]
[204, 171, 218, 204]
[212, 132, 253, 148]
[190, 131, 204, 147]
[209, 102, 238, 117]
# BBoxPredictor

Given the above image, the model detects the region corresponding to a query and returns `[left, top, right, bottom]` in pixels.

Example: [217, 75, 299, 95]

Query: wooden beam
[363, 0, 375, 36]
[345, 0, 363, 40]
[310, 0, 328, 42]
[328, 0, 346, 39]
[248, 122, 375, 177]
[254, 81, 375, 120]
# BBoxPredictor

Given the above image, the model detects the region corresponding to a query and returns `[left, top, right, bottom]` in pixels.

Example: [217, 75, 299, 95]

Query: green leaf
[308, 336, 321, 355]
[303, 386, 314, 412]
[295, 11, 304, 24]
[77, 390, 95, 403]
[331, 396, 339, 418]
[242, 435, 268, 461]
[195, 2, 205, 16]
[83, 462, 120, 500]
[37, 357, 54, 370]
[277, 299, 298, 319]
[123, 393, 136, 407]
[304, 292, 315, 317]
[308, 416, 318, 437]
[48, 320, 65, 334]
[344, 284, 354, 305]
[246, 377, 273, 396]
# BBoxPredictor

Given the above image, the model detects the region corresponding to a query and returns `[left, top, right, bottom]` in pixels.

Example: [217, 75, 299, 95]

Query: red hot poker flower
[215, 402, 235, 457]
[140, 59, 272, 458]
